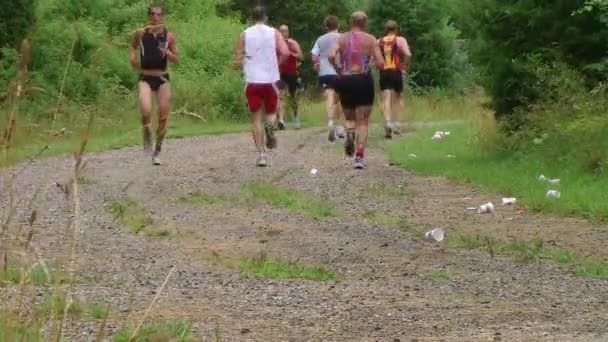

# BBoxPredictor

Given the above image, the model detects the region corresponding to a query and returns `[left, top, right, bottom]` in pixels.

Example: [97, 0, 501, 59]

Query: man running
[378, 20, 412, 139]
[233, 6, 289, 167]
[129, 5, 178, 166]
[330, 11, 383, 169]
[312, 15, 346, 142]
[277, 25, 304, 130]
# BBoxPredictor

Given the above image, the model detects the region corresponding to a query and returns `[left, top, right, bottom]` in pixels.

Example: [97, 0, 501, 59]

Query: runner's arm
[291, 40, 305, 61]
[233, 33, 245, 71]
[328, 37, 342, 71]
[398, 36, 412, 69]
[371, 36, 384, 70]
[311, 40, 320, 71]
[129, 32, 141, 69]
[165, 32, 179, 64]
[276, 31, 290, 64]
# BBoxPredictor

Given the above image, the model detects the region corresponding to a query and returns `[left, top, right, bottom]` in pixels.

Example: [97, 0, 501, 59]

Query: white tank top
[244, 24, 280, 84]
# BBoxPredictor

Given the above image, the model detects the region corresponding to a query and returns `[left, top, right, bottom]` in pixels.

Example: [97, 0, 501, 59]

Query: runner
[233, 6, 289, 167]
[312, 15, 346, 142]
[330, 11, 383, 169]
[129, 5, 178, 166]
[277, 25, 304, 130]
[378, 20, 412, 139]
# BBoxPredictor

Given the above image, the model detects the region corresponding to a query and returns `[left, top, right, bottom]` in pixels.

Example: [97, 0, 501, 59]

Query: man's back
[313, 32, 340, 76]
[244, 24, 279, 84]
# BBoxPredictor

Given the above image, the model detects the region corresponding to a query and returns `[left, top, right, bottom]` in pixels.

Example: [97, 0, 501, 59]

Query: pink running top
[340, 31, 370, 75]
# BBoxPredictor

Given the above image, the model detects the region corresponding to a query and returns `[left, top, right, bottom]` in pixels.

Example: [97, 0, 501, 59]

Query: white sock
[328, 120, 334, 127]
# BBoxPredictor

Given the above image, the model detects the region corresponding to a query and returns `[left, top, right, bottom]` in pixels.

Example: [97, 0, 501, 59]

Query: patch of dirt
[1, 127, 607, 341]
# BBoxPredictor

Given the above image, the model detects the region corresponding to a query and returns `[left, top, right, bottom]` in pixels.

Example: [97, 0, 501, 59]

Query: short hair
[325, 15, 339, 31]
[385, 20, 398, 34]
[148, 5, 166, 15]
[252, 5, 267, 22]
[350, 11, 367, 29]
[279, 24, 289, 32]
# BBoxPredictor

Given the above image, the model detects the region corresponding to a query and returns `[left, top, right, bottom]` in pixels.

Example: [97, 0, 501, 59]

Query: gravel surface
[1, 126, 607, 341]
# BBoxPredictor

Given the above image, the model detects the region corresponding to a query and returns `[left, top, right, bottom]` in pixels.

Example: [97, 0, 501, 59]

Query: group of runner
[130, 5, 412, 169]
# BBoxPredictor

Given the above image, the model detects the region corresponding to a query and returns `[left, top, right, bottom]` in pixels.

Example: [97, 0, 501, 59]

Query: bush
[2, 0, 249, 122]
[368, 0, 471, 92]
[460, 0, 608, 127]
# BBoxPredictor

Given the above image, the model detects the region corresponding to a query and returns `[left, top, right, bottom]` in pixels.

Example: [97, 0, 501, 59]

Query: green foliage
[0, 0, 35, 49]
[460, 0, 608, 126]
[1, 0, 248, 122]
[217, 0, 350, 83]
[368, 0, 470, 91]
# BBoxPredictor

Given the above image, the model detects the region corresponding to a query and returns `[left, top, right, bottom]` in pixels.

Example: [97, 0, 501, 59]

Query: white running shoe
[256, 153, 268, 167]
[152, 156, 162, 166]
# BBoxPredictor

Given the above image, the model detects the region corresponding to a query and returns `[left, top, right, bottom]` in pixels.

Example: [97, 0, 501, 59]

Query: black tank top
[140, 28, 168, 71]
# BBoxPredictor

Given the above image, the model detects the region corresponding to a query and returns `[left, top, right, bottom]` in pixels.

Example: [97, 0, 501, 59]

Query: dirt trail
[2, 127, 607, 341]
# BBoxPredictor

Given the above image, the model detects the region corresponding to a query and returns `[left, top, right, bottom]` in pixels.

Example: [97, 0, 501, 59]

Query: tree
[368, 0, 467, 91]
[217, 0, 350, 84]
[461, 0, 608, 126]
[0, 0, 35, 49]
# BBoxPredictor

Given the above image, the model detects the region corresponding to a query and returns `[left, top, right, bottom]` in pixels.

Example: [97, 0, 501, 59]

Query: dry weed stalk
[129, 265, 176, 341]
[56, 112, 95, 341]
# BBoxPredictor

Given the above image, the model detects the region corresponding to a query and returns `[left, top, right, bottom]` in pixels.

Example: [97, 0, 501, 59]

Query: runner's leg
[155, 82, 171, 158]
[382, 89, 393, 138]
[139, 81, 153, 153]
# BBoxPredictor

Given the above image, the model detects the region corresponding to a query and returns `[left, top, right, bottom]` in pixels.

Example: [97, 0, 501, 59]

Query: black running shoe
[345, 132, 355, 157]
[265, 122, 277, 149]
[278, 120, 286, 130]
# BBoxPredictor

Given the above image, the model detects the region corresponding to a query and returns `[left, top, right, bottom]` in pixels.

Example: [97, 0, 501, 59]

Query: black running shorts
[319, 75, 339, 90]
[335, 73, 375, 110]
[278, 73, 298, 96]
[379, 69, 404, 93]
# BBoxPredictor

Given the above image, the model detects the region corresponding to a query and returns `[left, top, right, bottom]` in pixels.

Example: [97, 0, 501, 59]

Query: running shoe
[152, 156, 162, 166]
[256, 153, 268, 167]
[278, 120, 286, 130]
[264, 122, 277, 149]
[345, 132, 355, 157]
[384, 125, 393, 140]
[393, 124, 402, 135]
[336, 126, 346, 139]
[328, 125, 336, 142]
[353, 155, 366, 169]
[293, 115, 301, 130]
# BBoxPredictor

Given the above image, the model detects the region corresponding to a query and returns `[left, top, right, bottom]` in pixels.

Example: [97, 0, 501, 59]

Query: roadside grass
[104, 197, 171, 237]
[178, 192, 239, 206]
[242, 181, 336, 220]
[114, 319, 193, 342]
[209, 251, 337, 281]
[179, 182, 337, 220]
[387, 122, 608, 221]
[449, 233, 608, 279]
[0, 262, 69, 286]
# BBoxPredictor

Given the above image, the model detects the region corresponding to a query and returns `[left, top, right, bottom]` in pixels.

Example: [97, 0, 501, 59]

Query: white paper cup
[478, 202, 495, 214]
[409, 153, 417, 158]
[548, 179, 560, 185]
[502, 198, 517, 205]
[546, 190, 561, 199]
[425, 228, 445, 242]
[310, 168, 318, 176]
[538, 174, 547, 182]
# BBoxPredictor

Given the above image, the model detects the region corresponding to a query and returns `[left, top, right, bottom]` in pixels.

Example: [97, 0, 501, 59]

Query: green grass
[84, 302, 110, 319]
[0, 263, 69, 286]
[449, 233, 608, 279]
[387, 122, 608, 221]
[37, 291, 83, 319]
[363, 210, 404, 226]
[178, 192, 238, 206]
[209, 251, 337, 281]
[239, 252, 336, 280]
[104, 198, 153, 234]
[242, 181, 336, 220]
[114, 319, 193, 342]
